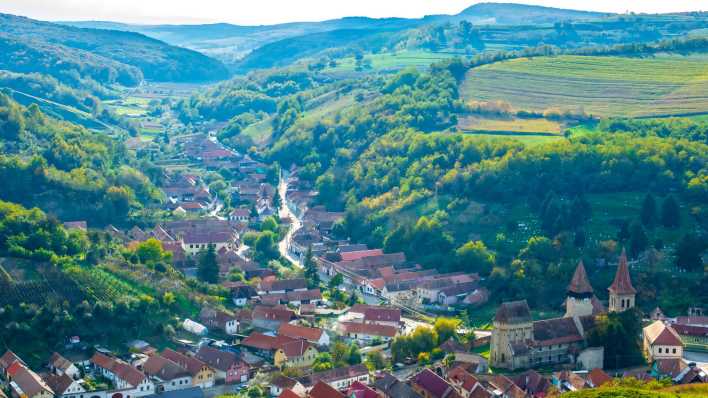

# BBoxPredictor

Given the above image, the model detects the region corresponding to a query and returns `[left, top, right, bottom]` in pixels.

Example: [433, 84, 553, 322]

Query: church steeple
[608, 248, 636, 312]
[565, 260, 595, 318]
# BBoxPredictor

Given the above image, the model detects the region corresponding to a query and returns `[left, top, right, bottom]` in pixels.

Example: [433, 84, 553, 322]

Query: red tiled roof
[364, 308, 400, 323]
[340, 249, 384, 262]
[447, 366, 479, 391]
[644, 321, 684, 346]
[0, 350, 23, 370]
[252, 306, 296, 322]
[12, 365, 54, 397]
[161, 348, 209, 377]
[346, 381, 378, 398]
[278, 389, 302, 398]
[340, 322, 397, 338]
[567, 260, 593, 295]
[196, 346, 240, 373]
[278, 323, 324, 342]
[309, 381, 345, 398]
[608, 248, 636, 295]
[412, 369, 460, 398]
[587, 368, 612, 387]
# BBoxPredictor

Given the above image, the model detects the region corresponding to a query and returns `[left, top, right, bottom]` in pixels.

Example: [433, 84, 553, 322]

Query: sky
[0, 0, 706, 25]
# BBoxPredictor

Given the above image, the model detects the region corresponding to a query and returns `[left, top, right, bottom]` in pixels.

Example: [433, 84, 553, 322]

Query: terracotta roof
[447, 366, 479, 391]
[44, 373, 78, 395]
[494, 300, 531, 324]
[554, 371, 586, 391]
[161, 349, 209, 377]
[654, 358, 686, 378]
[346, 381, 378, 398]
[195, 346, 240, 372]
[309, 381, 345, 398]
[143, 355, 189, 380]
[12, 365, 54, 397]
[277, 389, 302, 398]
[49, 352, 74, 373]
[278, 323, 324, 342]
[298, 364, 369, 387]
[644, 321, 684, 346]
[412, 369, 460, 398]
[567, 260, 593, 296]
[587, 368, 612, 387]
[280, 339, 314, 358]
[512, 370, 551, 395]
[439, 338, 467, 354]
[272, 375, 299, 389]
[0, 350, 23, 370]
[489, 375, 526, 398]
[340, 249, 384, 262]
[261, 278, 307, 292]
[252, 305, 296, 322]
[363, 308, 401, 323]
[340, 322, 398, 338]
[608, 248, 636, 295]
[671, 323, 708, 337]
[468, 384, 493, 398]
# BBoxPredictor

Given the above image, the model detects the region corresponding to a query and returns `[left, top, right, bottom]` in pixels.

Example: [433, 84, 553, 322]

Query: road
[277, 173, 303, 268]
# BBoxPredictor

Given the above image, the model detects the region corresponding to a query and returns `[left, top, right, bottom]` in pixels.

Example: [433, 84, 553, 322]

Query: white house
[142, 355, 192, 393]
[44, 374, 86, 398]
[49, 353, 81, 379]
[90, 353, 155, 398]
[182, 319, 208, 336]
[643, 321, 684, 362]
[278, 324, 330, 347]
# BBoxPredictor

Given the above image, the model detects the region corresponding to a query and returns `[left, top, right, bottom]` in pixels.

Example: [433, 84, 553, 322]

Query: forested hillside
[0, 93, 160, 225]
[0, 13, 229, 85]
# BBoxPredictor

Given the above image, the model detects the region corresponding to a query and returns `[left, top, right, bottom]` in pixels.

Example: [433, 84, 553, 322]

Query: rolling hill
[0, 13, 229, 84]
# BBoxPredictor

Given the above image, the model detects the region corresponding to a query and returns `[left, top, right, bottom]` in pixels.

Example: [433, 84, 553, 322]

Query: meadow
[460, 54, 708, 118]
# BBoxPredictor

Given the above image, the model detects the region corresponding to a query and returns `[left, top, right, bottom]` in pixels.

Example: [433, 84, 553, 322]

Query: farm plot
[460, 54, 708, 118]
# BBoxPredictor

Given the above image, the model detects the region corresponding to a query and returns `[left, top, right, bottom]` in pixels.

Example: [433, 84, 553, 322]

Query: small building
[199, 307, 239, 335]
[278, 323, 330, 347]
[372, 372, 422, 398]
[9, 365, 54, 398]
[161, 349, 214, 389]
[362, 308, 401, 328]
[410, 369, 462, 398]
[90, 352, 155, 397]
[298, 364, 369, 391]
[182, 319, 208, 336]
[43, 374, 85, 398]
[338, 322, 397, 344]
[195, 346, 249, 384]
[251, 306, 296, 331]
[269, 375, 305, 397]
[643, 320, 684, 362]
[49, 353, 80, 379]
[142, 355, 192, 392]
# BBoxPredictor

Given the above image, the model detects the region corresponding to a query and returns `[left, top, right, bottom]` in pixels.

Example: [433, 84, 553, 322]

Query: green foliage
[129, 238, 172, 269]
[391, 326, 438, 363]
[674, 233, 707, 272]
[312, 352, 334, 372]
[640, 193, 657, 228]
[303, 246, 320, 288]
[197, 244, 219, 283]
[455, 240, 495, 276]
[364, 351, 387, 371]
[433, 317, 461, 344]
[660, 195, 681, 228]
[587, 309, 644, 369]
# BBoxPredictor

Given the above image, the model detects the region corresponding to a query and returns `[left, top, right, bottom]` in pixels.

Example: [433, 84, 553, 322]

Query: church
[490, 249, 636, 370]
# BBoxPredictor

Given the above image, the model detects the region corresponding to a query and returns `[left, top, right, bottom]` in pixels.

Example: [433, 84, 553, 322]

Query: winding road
[277, 172, 303, 268]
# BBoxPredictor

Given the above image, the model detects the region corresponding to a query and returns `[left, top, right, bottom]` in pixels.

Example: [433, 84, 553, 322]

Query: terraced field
[460, 54, 708, 118]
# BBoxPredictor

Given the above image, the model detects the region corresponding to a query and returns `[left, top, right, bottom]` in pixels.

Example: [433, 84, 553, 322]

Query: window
[672, 348, 677, 354]
[658, 348, 662, 353]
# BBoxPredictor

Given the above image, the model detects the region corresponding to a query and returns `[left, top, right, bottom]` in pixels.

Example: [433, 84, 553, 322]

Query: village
[2, 130, 706, 398]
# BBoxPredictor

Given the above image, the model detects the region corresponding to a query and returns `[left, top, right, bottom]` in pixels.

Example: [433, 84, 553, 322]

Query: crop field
[460, 54, 708, 118]
[324, 50, 460, 73]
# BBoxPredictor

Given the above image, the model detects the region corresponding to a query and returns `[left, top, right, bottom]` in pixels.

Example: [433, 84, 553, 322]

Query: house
[199, 307, 239, 335]
[90, 352, 155, 397]
[298, 364, 369, 391]
[251, 306, 296, 331]
[182, 319, 208, 336]
[161, 349, 215, 389]
[411, 369, 462, 398]
[63, 221, 87, 231]
[9, 365, 54, 398]
[142, 355, 192, 392]
[363, 308, 401, 328]
[552, 371, 587, 393]
[241, 333, 318, 369]
[278, 324, 330, 347]
[446, 366, 480, 396]
[269, 376, 306, 397]
[585, 368, 612, 388]
[643, 320, 684, 362]
[182, 231, 233, 256]
[144, 386, 205, 398]
[1, 351, 24, 380]
[260, 289, 323, 307]
[338, 322, 398, 344]
[437, 282, 480, 306]
[670, 316, 708, 351]
[512, 370, 552, 397]
[309, 381, 345, 398]
[44, 373, 85, 398]
[346, 381, 378, 398]
[372, 372, 422, 398]
[486, 375, 526, 398]
[259, 278, 308, 294]
[49, 353, 81, 379]
[229, 208, 251, 223]
[231, 284, 259, 307]
[195, 346, 249, 384]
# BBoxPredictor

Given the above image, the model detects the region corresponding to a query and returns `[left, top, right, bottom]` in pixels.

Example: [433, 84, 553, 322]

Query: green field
[461, 54, 708, 118]
[324, 50, 461, 73]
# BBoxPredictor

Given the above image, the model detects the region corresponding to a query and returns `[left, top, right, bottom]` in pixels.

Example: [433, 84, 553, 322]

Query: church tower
[608, 248, 637, 313]
[565, 260, 595, 318]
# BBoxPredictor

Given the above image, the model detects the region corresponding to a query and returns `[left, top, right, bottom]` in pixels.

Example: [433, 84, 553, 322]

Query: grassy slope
[460, 54, 708, 118]
[562, 384, 708, 397]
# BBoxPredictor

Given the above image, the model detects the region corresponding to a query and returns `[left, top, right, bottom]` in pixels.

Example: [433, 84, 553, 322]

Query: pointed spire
[609, 248, 636, 295]
[567, 260, 594, 296]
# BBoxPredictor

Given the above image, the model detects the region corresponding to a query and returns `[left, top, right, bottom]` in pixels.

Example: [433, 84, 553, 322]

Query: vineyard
[460, 54, 708, 118]
[65, 266, 147, 303]
[0, 271, 87, 307]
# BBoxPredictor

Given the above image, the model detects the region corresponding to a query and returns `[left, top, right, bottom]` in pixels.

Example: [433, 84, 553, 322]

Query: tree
[434, 317, 461, 344]
[455, 240, 495, 275]
[348, 343, 362, 365]
[261, 216, 278, 232]
[364, 351, 386, 371]
[587, 309, 644, 369]
[197, 244, 219, 283]
[661, 195, 681, 228]
[328, 273, 344, 289]
[640, 193, 657, 227]
[674, 233, 707, 272]
[330, 342, 350, 367]
[628, 220, 649, 258]
[417, 352, 431, 365]
[312, 352, 333, 371]
[303, 246, 320, 288]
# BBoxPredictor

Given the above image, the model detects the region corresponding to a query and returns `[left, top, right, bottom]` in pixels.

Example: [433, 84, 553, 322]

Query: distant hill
[0, 13, 229, 84]
[61, 2, 611, 64]
[456, 2, 608, 24]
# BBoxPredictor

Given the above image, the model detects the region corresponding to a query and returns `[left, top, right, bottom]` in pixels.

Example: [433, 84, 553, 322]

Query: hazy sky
[0, 0, 706, 25]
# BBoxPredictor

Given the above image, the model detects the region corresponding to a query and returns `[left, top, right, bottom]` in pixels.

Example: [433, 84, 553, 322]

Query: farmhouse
[9, 365, 54, 398]
[160, 349, 214, 389]
[195, 347, 249, 384]
[297, 364, 369, 390]
[643, 321, 684, 362]
[142, 355, 192, 392]
[90, 352, 155, 397]
[44, 373, 85, 398]
[338, 322, 398, 344]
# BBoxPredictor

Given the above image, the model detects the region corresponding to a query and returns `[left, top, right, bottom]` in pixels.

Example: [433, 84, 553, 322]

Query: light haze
[0, 0, 705, 25]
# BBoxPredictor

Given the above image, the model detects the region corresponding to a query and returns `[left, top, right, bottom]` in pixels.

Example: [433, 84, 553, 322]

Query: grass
[324, 50, 461, 73]
[461, 54, 708, 118]
[458, 116, 564, 134]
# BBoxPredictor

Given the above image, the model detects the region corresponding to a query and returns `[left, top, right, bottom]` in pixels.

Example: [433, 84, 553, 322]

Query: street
[277, 173, 303, 268]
